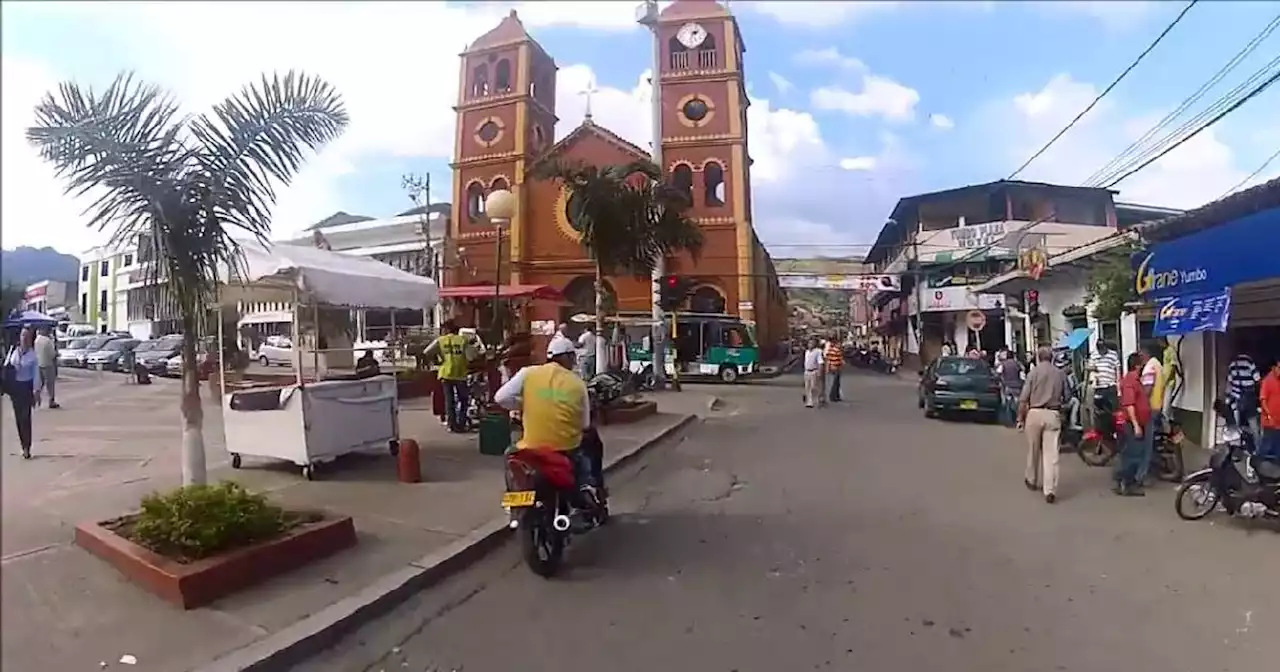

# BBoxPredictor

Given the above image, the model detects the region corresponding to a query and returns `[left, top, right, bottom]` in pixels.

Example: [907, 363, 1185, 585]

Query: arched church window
[466, 182, 486, 222]
[703, 161, 725, 207]
[470, 63, 489, 98]
[672, 164, 694, 206]
[494, 59, 512, 93]
[490, 177, 509, 192]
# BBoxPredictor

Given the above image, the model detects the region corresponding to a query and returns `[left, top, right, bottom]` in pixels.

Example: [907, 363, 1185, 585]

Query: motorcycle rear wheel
[1174, 475, 1218, 521]
[520, 517, 564, 578]
[1078, 436, 1116, 467]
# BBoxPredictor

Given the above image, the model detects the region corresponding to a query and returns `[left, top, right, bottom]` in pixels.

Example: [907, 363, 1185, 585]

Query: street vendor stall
[217, 241, 438, 479]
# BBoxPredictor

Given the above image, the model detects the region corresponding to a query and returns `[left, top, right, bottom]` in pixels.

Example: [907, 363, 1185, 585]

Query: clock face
[676, 22, 708, 49]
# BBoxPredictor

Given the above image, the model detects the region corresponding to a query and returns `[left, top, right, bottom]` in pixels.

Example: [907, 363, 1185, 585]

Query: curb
[196, 413, 699, 672]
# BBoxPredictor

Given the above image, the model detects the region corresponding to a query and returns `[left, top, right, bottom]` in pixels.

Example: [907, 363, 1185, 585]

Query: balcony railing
[669, 49, 718, 71]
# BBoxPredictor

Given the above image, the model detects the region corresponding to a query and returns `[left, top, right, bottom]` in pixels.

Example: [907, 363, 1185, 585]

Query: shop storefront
[1137, 196, 1280, 448]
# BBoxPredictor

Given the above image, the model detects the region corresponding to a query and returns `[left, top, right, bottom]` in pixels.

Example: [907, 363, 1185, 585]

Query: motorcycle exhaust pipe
[552, 514, 572, 532]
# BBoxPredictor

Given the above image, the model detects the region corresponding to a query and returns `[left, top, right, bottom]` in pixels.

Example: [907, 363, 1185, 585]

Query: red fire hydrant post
[396, 439, 422, 483]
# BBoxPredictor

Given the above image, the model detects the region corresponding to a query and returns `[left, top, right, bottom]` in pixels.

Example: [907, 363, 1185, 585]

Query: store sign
[921, 286, 1004, 313]
[1135, 206, 1280, 298]
[950, 222, 1006, 249]
[1153, 288, 1231, 336]
[778, 274, 900, 291]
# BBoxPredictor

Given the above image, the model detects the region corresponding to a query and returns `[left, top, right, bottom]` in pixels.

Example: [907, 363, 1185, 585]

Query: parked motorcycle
[502, 427, 609, 577]
[1175, 402, 1280, 521]
[1077, 410, 1186, 483]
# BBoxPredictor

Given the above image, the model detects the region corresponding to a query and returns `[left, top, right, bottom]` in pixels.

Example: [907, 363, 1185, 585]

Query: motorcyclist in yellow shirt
[494, 336, 597, 500]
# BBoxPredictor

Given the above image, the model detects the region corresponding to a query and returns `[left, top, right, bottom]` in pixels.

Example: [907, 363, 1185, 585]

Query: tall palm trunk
[180, 313, 207, 485]
[594, 262, 607, 376]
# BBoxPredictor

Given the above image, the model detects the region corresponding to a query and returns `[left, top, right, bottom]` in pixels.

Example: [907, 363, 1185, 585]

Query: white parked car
[256, 335, 294, 367]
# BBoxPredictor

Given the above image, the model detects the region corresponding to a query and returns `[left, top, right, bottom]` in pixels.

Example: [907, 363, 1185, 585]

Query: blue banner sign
[1153, 288, 1231, 336]
[1133, 206, 1280, 299]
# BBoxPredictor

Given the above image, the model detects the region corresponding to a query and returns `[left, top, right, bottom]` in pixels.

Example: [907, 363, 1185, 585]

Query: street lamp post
[637, 0, 668, 389]
[485, 189, 516, 342]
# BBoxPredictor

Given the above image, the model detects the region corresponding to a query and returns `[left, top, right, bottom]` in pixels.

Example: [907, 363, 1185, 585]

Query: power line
[1006, 0, 1200, 180]
[1218, 146, 1280, 198]
[1091, 53, 1280, 187]
[1083, 11, 1280, 186]
[1105, 68, 1280, 187]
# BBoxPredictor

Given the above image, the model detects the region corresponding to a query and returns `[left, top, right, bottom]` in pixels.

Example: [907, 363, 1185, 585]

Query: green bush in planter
[130, 481, 292, 560]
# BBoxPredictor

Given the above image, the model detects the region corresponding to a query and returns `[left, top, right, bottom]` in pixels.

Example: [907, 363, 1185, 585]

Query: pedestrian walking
[996, 348, 1023, 427]
[1017, 346, 1067, 504]
[33, 327, 60, 409]
[422, 321, 476, 433]
[824, 337, 844, 402]
[1259, 359, 1280, 461]
[1114, 352, 1152, 496]
[803, 337, 824, 408]
[1226, 345, 1261, 440]
[1136, 344, 1163, 484]
[3, 327, 42, 459]
[576, 326, 597, 379]
[1087, 341, 1121, 433]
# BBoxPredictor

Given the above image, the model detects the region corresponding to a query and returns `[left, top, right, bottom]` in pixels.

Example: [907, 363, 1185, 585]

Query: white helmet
[546, 337, 576, 359]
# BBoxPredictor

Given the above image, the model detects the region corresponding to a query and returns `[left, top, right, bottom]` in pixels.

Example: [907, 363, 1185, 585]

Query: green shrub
[128, 481, 291, 561]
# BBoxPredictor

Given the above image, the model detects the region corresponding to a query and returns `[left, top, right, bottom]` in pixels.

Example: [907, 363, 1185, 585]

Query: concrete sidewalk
[1, 379, 698, 672]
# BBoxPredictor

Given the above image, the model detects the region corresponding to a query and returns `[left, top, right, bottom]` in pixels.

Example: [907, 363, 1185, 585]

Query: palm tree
[533, 160, 703, 375]
[27, 71, 349, 485]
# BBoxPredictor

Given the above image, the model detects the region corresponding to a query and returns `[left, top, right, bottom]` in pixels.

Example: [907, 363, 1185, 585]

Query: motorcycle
[1175, 401, 1280, 521]
[501, 426, 610, 577]
[1078, 409, 1186, 483]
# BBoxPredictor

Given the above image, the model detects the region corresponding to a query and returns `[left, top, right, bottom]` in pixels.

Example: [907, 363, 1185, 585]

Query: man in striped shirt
[825, 337, 845, 402]
[1087, 341, 1122, 435]
[1227, 348, 1261, 439]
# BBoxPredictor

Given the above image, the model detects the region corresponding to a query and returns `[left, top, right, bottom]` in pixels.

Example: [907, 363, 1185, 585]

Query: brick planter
[74, 515, 357, 610]
[600, 400, 658, 425]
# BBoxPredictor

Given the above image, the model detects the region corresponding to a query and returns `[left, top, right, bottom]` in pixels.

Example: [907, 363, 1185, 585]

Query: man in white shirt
[1087, 341, 1121, 434]
[33, 327, 60, 409]
[803, 337, 825, 408]
[577, 327, 597, 378]
[549, 323, 574, 363]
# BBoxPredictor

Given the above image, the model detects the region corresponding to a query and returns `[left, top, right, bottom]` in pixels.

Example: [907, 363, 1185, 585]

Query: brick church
[446, 0, 787, 355]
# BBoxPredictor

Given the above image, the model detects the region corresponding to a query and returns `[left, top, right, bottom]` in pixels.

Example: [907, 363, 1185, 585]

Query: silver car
[86, 339, 140, 372]
[59, 335, 123, 368]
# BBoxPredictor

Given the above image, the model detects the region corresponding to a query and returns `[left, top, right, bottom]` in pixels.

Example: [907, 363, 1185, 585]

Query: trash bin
[478, 410, 511, 456]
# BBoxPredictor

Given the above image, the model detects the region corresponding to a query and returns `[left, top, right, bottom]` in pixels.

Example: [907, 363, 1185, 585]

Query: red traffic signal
[664, 275, 679, 288]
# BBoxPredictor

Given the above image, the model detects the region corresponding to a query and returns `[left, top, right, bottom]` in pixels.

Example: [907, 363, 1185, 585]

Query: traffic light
[659, 275, 692, 311]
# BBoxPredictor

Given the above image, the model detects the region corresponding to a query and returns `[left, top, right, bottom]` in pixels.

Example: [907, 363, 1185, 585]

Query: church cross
[579, 79, 599, 122]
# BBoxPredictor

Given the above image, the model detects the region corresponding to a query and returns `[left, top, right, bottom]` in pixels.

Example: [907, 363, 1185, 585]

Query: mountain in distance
[0, 246, 81, 288]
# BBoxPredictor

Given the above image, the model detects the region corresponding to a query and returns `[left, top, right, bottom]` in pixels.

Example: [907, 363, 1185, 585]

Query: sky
[3, 0, 1279, 259]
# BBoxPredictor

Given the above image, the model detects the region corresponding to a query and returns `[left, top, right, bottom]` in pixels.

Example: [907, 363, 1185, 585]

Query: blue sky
[3, 1, 1278, 258]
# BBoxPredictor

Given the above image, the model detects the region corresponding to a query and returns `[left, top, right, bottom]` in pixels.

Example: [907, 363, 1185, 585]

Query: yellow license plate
[959, 400, 978, 410]
[502, 491, 536, 508]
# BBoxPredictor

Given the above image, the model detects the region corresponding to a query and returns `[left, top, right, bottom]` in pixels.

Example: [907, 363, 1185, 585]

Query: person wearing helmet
[494, 336, 596, 496]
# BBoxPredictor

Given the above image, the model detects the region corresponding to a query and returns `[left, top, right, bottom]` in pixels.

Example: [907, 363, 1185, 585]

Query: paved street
[309, 370, 1279, 672]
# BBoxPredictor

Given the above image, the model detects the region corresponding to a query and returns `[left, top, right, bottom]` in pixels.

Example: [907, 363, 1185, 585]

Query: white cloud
[995, 73, 1260, 209]
[929, 113, 955, 130]
[0, 1, 669, 253]
[793, 47, 865, 71]
[768, 71, 794, 95]
[746, 1, 902, 29]
[1040, 1, 1158, 31]
[811, 75, 920, 123]
[839, 156, 879, 171]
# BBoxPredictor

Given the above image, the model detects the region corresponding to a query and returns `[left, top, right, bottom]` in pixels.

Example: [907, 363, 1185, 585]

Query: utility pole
[402, 173, 439, 330]
[638, 0, 668, 389]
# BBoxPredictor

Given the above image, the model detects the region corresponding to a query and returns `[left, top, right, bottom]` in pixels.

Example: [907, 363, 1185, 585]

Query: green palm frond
[533, 159, 703, 278]
[188, 71, 349, 240]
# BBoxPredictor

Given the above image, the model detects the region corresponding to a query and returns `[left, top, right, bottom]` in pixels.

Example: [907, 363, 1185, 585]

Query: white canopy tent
[219, 240, 439, 310]
[216, 240, 439, 479]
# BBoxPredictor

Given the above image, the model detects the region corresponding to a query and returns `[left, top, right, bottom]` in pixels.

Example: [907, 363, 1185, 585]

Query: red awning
[438, 284, 567, 303]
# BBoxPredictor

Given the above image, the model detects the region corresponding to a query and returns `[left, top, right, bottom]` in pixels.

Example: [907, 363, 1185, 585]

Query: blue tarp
[1054, 327, 1093, 351]
[3, 310, 59, 328]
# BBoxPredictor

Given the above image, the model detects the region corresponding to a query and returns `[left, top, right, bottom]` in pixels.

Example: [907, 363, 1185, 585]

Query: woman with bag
[4, 326, 42, 459]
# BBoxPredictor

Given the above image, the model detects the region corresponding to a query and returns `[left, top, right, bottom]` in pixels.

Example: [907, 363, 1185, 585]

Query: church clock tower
[655, 0, 755, 321]
[450, 10, 558, 289]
